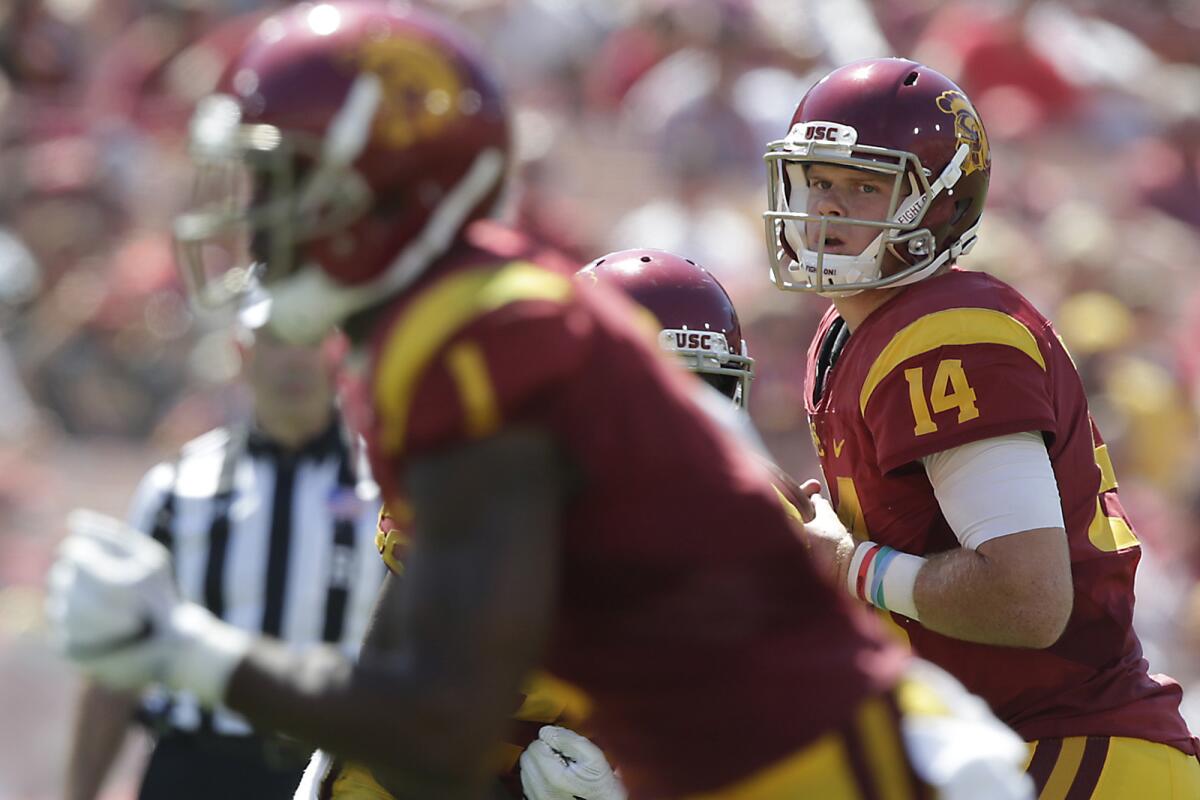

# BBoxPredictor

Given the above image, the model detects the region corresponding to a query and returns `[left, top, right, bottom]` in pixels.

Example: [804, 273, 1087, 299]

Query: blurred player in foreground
[764, 57, 1200, 797]
[49, 5, 1029, 799]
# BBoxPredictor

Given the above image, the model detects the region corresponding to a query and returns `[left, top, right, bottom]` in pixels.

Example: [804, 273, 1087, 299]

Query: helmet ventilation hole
[640, 256, 651, 262]
[904, 71, 919, 86]
[685, 258, 696, 265]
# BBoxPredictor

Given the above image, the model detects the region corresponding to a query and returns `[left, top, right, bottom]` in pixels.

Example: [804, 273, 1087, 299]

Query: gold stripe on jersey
[375, 502, 413, 575]
[1088, 441, 1138, 552]
[684, 729, 860, 799]
[374, 526, 409, 575]
[374, 262, 572, 454]
[836, 476, 868, 540]
[857, 695, 914, 800]
[1095, 444, 1118, 493]
[491, 671, 594, 775]
[330, 762, 393, 799]
[1088, 502, 1139, 553]
[773, 486, 804, 524]
[517, 671, 593, 724]
[859, 308, 1046, 416]
[378, 501, 412, 526]
[1026, 736, 1200, 799]
[684, 695, 918, 800]
[1040, 736, 1087, 800]
[445, 341, 502, 439]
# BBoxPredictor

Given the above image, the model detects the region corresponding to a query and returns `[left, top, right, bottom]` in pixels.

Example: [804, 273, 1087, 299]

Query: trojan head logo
[935, 90, 990, 176]
[357, 37, 463, 150]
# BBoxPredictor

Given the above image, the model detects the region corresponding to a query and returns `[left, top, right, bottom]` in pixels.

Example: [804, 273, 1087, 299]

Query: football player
[45, 6, 1021, 799]
[577, 248, 813, 512]
[578, 249, 753, 408]
[366, 248, 806, 799]
[764, 57, 1200, 797]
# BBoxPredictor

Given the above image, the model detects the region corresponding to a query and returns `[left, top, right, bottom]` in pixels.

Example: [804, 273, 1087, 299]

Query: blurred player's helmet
[174, 0, 509, 344]
[764, 58, 990, 295]
[578, 249, 754, 408]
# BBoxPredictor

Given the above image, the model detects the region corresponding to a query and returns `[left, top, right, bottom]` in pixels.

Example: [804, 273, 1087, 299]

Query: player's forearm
[230, 431, 562, 798]
[913, 545, 1070, 648]
[225, 641, 496, 799]
[226, 468, 558, 797]
[66, 681, 138, 800]
[224, 578, 532, 799]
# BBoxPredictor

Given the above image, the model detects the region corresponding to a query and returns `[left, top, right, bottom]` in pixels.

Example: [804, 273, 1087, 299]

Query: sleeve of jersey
[374, 298, 592, 461]
[863, 340, 1055, 474]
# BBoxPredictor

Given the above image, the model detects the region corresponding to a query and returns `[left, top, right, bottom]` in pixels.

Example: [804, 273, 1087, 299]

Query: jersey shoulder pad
[859, 306, 1056, 472]
[370, 260, 585, 458]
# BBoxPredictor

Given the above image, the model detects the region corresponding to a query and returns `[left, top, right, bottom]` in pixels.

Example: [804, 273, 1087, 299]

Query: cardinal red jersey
[340, 221, 905, 799]
[805, 267, 1196, 754]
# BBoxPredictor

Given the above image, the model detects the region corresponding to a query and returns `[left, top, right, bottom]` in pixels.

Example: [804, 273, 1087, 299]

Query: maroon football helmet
[578, 249, 754, 407]
[174, 1, 509, 343]
[763, 58, 990, 294]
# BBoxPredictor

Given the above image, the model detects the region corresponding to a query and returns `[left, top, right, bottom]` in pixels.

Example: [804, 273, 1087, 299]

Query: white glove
[294, 749, 336, 800]
[45, 509, 250, 704]
[900, 660, 1035, 800]
[519, 726, 626, 800]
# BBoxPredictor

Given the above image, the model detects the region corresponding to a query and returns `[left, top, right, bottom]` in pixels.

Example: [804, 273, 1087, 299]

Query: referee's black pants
[139, 732, 307, 800]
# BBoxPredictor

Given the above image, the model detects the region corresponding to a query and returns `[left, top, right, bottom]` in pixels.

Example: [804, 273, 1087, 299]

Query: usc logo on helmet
[358, 37, 463, 150]
[936, 90, 990, 176]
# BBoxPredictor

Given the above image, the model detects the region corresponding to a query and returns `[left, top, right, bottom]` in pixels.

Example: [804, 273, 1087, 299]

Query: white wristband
[847, 541, 925, 622]
[167, 603, 252, 706]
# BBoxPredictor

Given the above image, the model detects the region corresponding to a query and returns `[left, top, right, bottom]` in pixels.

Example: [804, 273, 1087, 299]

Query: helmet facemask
[763, 120, 971, 295]
[174, 94, 373, 312]
[658, 328, 754, 409]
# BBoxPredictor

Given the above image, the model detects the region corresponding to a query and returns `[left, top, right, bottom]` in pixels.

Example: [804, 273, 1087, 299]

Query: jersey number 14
[904, 359, 979, 435]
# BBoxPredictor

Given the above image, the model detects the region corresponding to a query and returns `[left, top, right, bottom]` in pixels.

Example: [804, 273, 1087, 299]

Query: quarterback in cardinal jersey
[765, 56, 1200, 798]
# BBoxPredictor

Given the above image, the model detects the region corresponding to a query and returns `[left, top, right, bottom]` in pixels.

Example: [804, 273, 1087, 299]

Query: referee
[65, 318, 385, 800]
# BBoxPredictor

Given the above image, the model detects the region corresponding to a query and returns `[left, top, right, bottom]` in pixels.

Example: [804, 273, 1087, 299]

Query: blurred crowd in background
[2, 0, 1200, 796]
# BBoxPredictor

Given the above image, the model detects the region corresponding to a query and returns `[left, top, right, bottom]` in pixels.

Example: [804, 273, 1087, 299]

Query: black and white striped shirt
[129, 421, 386, 736]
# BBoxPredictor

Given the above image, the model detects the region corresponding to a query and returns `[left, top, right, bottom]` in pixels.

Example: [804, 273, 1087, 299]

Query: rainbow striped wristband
[846, 541, 925, 621]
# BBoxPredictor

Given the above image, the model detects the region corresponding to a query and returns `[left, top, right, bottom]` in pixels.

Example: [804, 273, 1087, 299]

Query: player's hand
[45, 509, 250, 704]
[519, 726, 627, 800]
[798, 486, 856, 588]
[785, 478, 817, 522]
[901, 660, 1035, 799]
